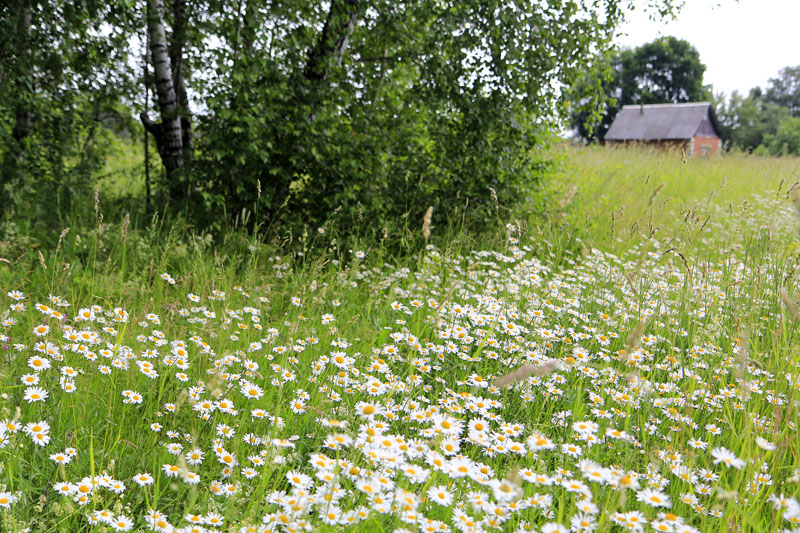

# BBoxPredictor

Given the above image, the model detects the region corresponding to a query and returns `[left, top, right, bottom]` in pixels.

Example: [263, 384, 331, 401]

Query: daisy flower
[0, 492, 17, 508]
[354, 401, 382, 419]
[427, 485, 454, 506]
[109, 514, 134, 531]
[527, 432, 556, 451]
[755, 436, 776, 451]
[637, 488, 672, 508]
[185, 449, 205, 466]
[133, 473, 154, 486]
[24, 386, 48, 403]
[711, 447, 745, 469]
[50, 451, 71, 464]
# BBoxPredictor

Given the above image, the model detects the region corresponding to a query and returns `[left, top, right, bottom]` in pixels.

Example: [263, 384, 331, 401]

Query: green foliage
[569, 36, 710, 142]
[191, 1, 675, 245]
[714, 89, 790, 152]
[764, 65, 800, 116]
[0, 1, 138, 241]
[0, 0, 684, 252]
[763, 116, 800, 156]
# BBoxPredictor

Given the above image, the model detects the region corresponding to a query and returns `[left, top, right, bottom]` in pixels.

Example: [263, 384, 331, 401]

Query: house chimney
[640, 103, 644, 115]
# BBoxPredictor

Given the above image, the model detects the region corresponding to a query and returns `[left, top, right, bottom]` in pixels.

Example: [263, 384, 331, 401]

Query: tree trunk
[304, 0, 360, 82]
[0, 4, 33, 218]
[169, 0, 192, 166]
[10, 5, 32, 144]
[140, 0, 185, 201]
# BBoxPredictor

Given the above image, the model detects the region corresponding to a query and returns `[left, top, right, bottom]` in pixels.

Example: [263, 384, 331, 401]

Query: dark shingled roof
[604, 102, 721, 141]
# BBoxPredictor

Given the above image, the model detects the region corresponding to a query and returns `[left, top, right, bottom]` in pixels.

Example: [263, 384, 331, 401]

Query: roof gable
[604, 102, 720, 141]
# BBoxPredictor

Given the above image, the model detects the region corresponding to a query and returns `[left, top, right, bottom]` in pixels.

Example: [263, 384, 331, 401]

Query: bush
[192, 66, 556, 250]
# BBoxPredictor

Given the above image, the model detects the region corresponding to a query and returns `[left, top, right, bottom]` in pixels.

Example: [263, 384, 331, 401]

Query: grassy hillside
[1, 147, 799, 532]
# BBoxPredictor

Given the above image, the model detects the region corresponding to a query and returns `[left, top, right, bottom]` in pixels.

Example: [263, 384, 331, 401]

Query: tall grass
[1, 146, 799, 532]
[540, 145, 800, 257]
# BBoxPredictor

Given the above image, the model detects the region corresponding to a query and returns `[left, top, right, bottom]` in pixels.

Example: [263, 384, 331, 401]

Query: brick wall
[692, 136, 722, 157]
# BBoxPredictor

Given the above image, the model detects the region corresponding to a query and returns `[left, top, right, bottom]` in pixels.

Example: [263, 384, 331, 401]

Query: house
[604, 102, 723, 156]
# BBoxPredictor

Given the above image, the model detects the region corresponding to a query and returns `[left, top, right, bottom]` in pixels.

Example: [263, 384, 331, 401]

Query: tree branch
[139, 111, 161, 139]
[304, 0, 360, 82]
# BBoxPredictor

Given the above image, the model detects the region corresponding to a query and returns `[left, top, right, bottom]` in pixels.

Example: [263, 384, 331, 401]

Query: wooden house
[604, 102, 723, 156]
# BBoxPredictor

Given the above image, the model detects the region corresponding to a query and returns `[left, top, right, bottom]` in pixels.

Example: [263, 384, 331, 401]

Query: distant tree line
[569, 36, 800, 156]
[0, 0, 684, 247]
[715, 66, 800, 156]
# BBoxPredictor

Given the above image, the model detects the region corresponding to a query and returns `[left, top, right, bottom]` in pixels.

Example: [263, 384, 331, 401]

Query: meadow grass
[1, 147, 800, 532]
[541, 145, 800, 258]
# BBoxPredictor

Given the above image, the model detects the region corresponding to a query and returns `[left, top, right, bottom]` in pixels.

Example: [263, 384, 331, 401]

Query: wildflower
[637, 488, 672, 508]
[562, 442, 583, 457]
[24, 386, 48, 403]
[354, 401, 381, 419]
[162, 463, 181, 478]
[573, 420, 599, 434]
[122, 390, 143, 404]
[687, 438, 707, 450]
[133, 473, 154, 486]
[755, 436, 776, 451]
[287, 471, 313, 489]
[570, 513, 597, 531]
[28, 356, 52, 372]
[711, 447, 745, 469]
[183, 471, 201, 485]
[110, 514, 134, 531]
[50, 452, 71, 464]
[186, 449, 205, 465]
[489, 478, 523, 502]
[427, 485, 454, 506]
[527, 432, 556, 451]
[166, 442, 183, 455]
[0, 492, 16, 508]
[216, 423, 235, 439]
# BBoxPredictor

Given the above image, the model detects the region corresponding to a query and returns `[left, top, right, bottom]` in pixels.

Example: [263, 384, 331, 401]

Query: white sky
[616, 0, 800, 98]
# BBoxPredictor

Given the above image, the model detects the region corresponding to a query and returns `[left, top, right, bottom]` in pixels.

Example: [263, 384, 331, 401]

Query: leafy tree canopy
[0, 0, 684, 247]
[569, 36, 709, 142]
[714, 89, 790, 152]
[764, 65, 800, 117]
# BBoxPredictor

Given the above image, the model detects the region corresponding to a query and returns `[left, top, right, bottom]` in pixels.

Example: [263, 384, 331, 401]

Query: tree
[191, 1, 683, 239]
[140, 0, 192, 202]
[714, 88, 789, 152]
[764, 116, 800, 156]
[764, 65, 800, 117]
[0, 1, 136, 226]
[0, 0, 684, 245]
[570, 36, 710, 142]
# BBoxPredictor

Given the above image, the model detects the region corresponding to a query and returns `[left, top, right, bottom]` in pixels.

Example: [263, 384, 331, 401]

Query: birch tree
[140, 0, 191, 201]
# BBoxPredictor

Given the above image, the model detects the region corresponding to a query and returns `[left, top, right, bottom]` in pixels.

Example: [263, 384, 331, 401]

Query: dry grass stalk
[558, 185, 577, 210]
[618, 321, 645, 364]
[121, 213, 130, 244]
[786, 181, 800, 200]
[780, 288, 800, 322]
[422, 206, 433, 240]
[493, 360, 559, 389]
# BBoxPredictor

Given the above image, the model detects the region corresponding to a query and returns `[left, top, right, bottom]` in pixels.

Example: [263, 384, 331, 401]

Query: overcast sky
[616, 0, 800, 98]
